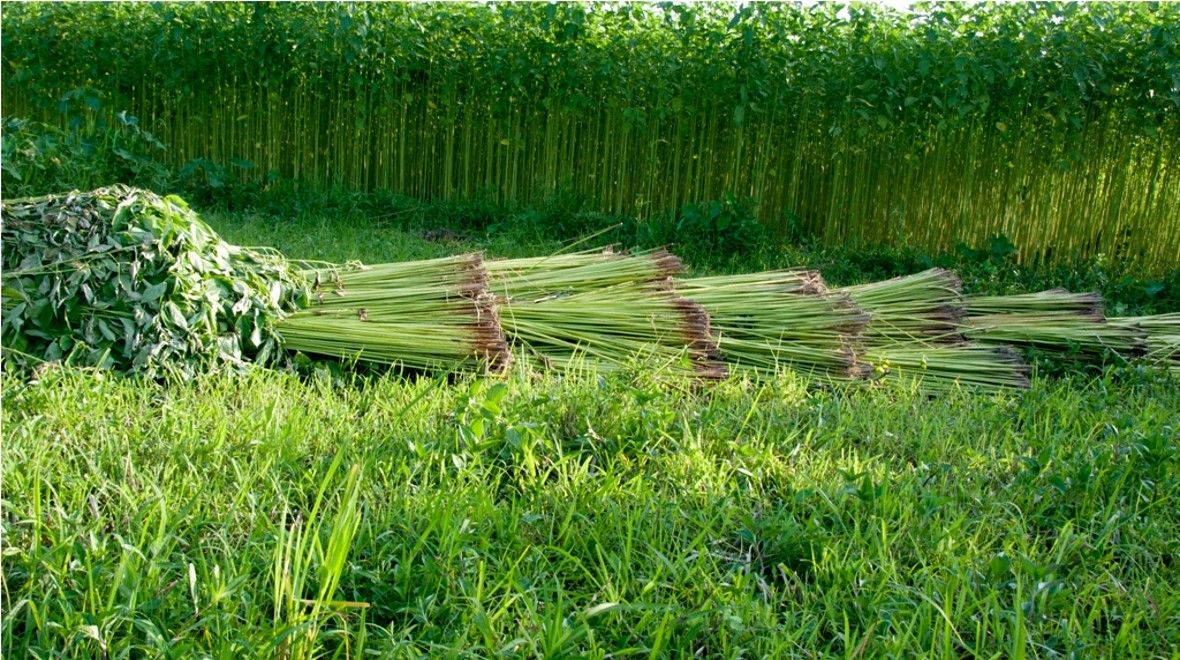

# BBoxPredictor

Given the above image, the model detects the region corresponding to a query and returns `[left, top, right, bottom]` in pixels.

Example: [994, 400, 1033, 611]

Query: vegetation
[5, 186, 1165, 391]
[675, 271, 871, 381]
[0, 187, 305, 377]
[1110, 313, 1179, 374]
[2, 2, 1178, 655]
[4, 2, 1179, 269]
[488, 249, 683, 301]
[4, 354, 1178, 656]
[841, 269, 964, 344]
[964, 290, 1148, 359]
[2, 203, 1178, 656]
[277, 256, 511, 372]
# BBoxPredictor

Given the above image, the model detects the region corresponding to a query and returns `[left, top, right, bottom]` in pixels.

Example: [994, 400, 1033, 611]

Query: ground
[2, 209, 1178, 657]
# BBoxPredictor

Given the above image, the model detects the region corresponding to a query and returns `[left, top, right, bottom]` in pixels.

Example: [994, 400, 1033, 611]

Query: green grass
[4, 363, 1178, 656]
[3, 208, 1179, 657]
[207, 208, 568, 267]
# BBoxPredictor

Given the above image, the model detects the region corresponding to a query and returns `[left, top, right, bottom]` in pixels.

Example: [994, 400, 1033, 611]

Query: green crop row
[3, 2, 1179, 269]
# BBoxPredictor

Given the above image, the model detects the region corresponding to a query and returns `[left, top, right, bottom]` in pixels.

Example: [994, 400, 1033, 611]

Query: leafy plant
[1, 113, 169, 196]
[672, 195, 766, 255]
[0, 186, 308, 377]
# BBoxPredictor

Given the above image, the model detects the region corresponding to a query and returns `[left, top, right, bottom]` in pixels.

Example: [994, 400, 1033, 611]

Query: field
[3, 209, 1179, 657]
[3, 2, 1180, 657]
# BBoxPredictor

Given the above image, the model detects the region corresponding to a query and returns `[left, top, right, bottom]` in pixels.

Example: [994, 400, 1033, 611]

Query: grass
[3, 207, 1179, 656]
[4, 362, 1178, 656]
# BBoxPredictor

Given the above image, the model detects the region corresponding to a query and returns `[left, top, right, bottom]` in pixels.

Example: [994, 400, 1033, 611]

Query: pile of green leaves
[1, 186, 308, 377]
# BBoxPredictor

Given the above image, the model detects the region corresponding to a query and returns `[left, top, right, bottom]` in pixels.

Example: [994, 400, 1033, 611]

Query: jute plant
[839, 269, 1032, 391]
[863, 343, 1031, 393]
[839, 268, 965, 345]
[487, 248, 682, 301]
[499, 282, 727, 380]
[1108, 313, 1178, 373]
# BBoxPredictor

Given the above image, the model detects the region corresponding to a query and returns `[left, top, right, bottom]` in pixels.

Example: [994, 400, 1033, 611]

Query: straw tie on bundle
[275, 254, 511, 372]
[674, 270, 871, 381]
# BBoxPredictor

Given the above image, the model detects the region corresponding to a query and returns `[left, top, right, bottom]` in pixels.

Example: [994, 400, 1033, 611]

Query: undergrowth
[3, 362, 1177, 656]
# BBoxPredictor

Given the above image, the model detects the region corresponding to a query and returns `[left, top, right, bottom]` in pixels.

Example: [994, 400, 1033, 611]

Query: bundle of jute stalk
[275, 255, 511, 372]
[835, 269, 1031, 392]
[839, 268, 965, 344]
[1109, 313, 1178, 373]
[499, 282, 727, 380]
[863, 344, 1031, 393]
[964, 290, 1147, 359]
[673, 271, 872, 381]
[487, 248, 683, 300]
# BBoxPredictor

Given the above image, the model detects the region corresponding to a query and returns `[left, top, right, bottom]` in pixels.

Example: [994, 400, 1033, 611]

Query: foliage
[3, 2, 1178, 269]
[3, 362, 1177, 655]
[667, 195, 765, 255]
[199, 200, 1179, 317]
[1, 114, 170, 196]
[0, 186, 308, 377]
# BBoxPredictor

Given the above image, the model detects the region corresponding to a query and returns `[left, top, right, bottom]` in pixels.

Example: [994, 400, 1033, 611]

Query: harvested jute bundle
[1107, 313, 1178, 372]
[674, 271, 871, 381]
[965, 289, 1104, 318]
[964, 289, 1146, 359]
[488, 248, 683, 301]
[864, 343, 1031, 393]
[275, 254, 511, 372]
[499, 283, 727, 380]
[839, 268, 964, 345]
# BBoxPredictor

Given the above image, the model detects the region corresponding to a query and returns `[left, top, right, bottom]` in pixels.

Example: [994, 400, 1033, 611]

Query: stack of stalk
[840, 269, 1031, 392]
[274, 255, 511, 372]
[860, 343, 1031, 393]
[840, 268, 965, 344]
[1109, 313, 1179, 373]
[486, 248, 682, 299]
[673, 271, 872, 381]
[964, 290, 1147, 360]
[489, 251, 726, 379]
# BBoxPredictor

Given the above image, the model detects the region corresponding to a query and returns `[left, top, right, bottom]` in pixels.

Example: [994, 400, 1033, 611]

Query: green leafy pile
[1, 186, 308, 377]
